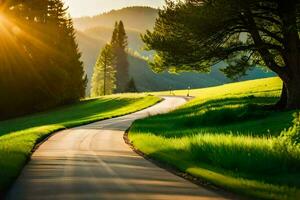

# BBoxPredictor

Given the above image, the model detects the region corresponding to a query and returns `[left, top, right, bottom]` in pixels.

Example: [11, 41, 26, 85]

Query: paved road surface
[7, 97, 229, 200]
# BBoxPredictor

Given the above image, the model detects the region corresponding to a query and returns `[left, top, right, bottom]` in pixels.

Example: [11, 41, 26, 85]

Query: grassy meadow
[129, 77, 300, 200]
[0, 94, 160, 194]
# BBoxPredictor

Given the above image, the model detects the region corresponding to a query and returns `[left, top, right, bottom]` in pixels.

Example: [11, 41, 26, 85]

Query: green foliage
[142, 0, 297, 75]
[220, 55, 256, 81]
[129, 78, 300, 199]
[91, 44, 116, 96]
[142, 0, 300, 108]
[275, 113, 300, 159]
[280, 113, 300, 146]
[0, 95, 160, 194]
[0, 0, 86, 119]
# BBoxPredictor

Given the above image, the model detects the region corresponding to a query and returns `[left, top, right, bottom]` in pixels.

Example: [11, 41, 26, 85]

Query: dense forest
[0, 0, 86, 119]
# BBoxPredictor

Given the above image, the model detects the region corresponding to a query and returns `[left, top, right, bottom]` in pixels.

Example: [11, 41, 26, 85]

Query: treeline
[0, 0, 86, 119]
[91, 21, 137, 96]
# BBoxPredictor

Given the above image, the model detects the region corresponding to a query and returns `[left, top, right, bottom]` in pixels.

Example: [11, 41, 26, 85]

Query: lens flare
[0, 11, 57, 55]
[0, 13, 5, 27]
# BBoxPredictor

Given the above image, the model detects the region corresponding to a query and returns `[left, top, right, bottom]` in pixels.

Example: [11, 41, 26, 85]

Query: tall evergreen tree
[117, 21, 128, 49]
[111, 21, 119, 46]
[47, 0, 86, 103]
[0, 0, 86, 119]
[91, 44, 116, 96]
[111, 21, 129, 93]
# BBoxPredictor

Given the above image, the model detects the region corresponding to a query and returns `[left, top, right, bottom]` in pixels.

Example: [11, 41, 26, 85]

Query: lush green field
[130, 77, 300, 200]
[0, 95, 160, 194]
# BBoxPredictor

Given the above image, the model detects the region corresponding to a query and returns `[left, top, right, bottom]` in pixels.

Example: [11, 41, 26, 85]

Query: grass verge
[0, 94, 160, 195]
[129, 77, 300, 200]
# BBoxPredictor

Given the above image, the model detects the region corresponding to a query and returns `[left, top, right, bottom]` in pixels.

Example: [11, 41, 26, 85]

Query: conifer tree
[111, 22, 119, 46]
[117, 21, 128, 49]
[62, 17, 87, 101]
[91, 44, 116, 96]
[111, 21, 129, 93]
[47, 0, 87, 103]
[0, 0, 86, 119]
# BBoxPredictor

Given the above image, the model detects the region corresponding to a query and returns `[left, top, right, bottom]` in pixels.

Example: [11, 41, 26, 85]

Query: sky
[64, 0, 165, 17]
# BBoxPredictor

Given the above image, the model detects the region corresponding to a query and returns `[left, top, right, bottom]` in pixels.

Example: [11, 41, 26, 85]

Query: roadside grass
[0, 94, 160, 194]
[129, 77, 300, 200]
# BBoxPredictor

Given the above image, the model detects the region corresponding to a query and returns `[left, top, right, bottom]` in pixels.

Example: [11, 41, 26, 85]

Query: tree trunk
[275, 84, 287, 109]
[285, 78, 300, 109]
[277, 0, 300, 109]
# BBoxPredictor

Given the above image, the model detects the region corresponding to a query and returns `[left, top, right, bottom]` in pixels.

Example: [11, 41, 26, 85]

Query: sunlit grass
[129, 77, 300, 200]
[0, 94, 160, 194]
[151, 77, 282, 98]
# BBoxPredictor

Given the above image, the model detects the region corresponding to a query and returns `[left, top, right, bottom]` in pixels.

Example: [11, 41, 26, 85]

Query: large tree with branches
[142, 0, 300, 109]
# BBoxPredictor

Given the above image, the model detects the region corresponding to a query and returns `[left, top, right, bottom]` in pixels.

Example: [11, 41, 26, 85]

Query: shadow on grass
[129, 93, 300, 199]
[0, 97, 143, 137]
[146, 147, 300, 199]
[132, 96, 294, 138]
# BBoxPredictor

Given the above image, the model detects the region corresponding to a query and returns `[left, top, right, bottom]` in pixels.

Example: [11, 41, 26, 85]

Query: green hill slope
[129, 77, 300, 200]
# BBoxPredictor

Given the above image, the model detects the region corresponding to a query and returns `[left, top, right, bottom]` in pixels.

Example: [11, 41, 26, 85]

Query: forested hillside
[74, 6, 275, 94]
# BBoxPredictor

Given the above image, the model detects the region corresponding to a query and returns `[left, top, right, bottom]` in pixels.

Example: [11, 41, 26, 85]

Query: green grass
[152, 77, 282, 98]
[129, 77, 300, 200]
[0, 94, 160, 194]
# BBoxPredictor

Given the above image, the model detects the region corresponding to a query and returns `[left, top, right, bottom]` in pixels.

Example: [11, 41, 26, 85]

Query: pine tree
[111, 22, 119, 46]
[47, 0, 86, 103]
[117, 21, 128, 49]
[91, 44, 116, 97]
[0, 0, 86, 119]
[62, 17, 87, 101]
[111, 21, 129, 93]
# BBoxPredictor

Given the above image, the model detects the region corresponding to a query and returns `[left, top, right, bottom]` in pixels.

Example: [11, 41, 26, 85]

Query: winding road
[7, 97, 228, 200]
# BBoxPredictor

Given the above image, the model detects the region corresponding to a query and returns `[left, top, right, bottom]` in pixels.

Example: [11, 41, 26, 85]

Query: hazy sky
[64, 0, 165, 17]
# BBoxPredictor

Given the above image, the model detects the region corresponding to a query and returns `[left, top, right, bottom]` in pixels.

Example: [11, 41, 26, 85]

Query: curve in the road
[7, 96, 229, 200]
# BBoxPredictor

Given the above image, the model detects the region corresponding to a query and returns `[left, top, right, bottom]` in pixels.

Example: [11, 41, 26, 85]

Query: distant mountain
[74, 6, 275, 95]
[73, 7, 158, 31]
